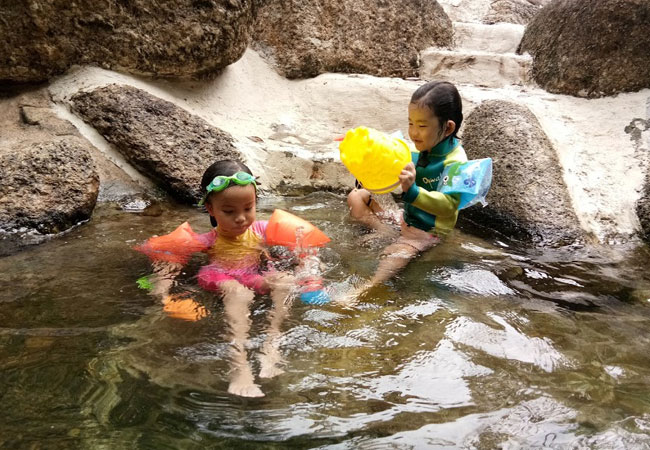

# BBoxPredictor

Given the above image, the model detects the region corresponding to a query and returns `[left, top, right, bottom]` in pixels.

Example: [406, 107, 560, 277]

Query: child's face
[408, 103, 446, 152]
[205, 184, 256, 238]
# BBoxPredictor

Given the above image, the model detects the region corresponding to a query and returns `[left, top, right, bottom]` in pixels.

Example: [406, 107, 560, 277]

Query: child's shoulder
[196, 228, 218, 247]
[251, 220, 268, 237]
[445, 143, 468, 164]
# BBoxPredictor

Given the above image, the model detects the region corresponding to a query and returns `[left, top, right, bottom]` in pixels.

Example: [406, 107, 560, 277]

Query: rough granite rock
[0, 91, 100, 255]
[517, 0, 650, 97]
[0, 0, 257, 84]
[460, 99, 588, 246]
[637, 170, 650, 244]
[253, 0, 452, 79]
[0, 141, 99, 234]
[70, 84, 240, 203]
[483, 0, 550, 25]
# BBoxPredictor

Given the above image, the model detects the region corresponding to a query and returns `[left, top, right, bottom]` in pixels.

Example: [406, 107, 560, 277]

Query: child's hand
[399, 162, 416, 193]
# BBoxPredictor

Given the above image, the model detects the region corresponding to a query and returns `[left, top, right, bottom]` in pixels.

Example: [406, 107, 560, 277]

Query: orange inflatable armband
[265, 209, 330, 249]
[339, 126, 411, 194]
[134, 222, 208, 264]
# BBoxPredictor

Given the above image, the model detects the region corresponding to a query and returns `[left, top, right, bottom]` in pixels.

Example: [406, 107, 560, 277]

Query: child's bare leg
[347, 189, 398, 239]
[332, 242, 419, 308]
[369, 242, 420, 286]
[334, 223, 436, 306]
[220, 280, 264, 398]
[259, 272, 294, 378]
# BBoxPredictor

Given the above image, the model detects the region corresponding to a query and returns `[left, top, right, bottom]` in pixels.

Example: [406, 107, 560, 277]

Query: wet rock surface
[70, 84, 240, 204]
[0, 0, 257, 84]
[0, 91, 100, 255]
[518, 0, 650, 97]
[0, 140, 98, 234]
[460, 99, 588, 246]
[253, 0, 452, 79]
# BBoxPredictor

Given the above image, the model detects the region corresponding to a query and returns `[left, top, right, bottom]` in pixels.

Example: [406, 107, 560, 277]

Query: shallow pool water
[2, 193, 650, 448]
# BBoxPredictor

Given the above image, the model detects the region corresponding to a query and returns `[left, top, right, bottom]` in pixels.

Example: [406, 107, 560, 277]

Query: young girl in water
[148, 159, 294, 398]
[347, 81, 468, 291]
[198, 159, 296, 397]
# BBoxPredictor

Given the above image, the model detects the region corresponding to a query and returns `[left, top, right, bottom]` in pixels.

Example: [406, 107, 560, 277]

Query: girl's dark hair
[200, 159, 254, 227]
[410, 81, 463, 139]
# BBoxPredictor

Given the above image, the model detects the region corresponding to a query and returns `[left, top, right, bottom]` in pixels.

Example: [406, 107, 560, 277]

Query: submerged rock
[518, 0, 650, 97]
[460, 99, 588, 247]
[253, 0, 452, 79]
[0, 0, 256, 84]
[70, 84, 239, 204]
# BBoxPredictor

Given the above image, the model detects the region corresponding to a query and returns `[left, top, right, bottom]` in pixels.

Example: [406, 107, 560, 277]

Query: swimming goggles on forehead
[198, 171, 257, 206]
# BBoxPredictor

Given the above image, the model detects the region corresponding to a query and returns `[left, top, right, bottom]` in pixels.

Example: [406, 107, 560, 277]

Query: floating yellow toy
[339, 126, 411, 194]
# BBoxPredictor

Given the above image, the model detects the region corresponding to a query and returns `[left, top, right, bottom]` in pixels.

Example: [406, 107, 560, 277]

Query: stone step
[453, 22, 525, 54]
[419, 48, 533, 88]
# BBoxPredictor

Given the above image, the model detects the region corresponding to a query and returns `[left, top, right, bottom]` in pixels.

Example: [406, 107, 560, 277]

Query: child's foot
[227, 380, 265, 398]
[331, 280, 371, 308]
[259, 364, 285, 379]
[228, 365, 265, 397]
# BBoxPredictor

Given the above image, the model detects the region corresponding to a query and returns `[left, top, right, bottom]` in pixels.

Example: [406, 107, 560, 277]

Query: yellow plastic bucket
[339, 127, 411, 194]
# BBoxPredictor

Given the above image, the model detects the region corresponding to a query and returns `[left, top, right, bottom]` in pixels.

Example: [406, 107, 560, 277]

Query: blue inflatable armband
[437, 158, 493, 209]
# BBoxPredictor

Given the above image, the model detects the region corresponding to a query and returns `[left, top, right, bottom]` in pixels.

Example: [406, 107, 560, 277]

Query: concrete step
[419, 48, 533, 88]
[453, 22, 525, 54]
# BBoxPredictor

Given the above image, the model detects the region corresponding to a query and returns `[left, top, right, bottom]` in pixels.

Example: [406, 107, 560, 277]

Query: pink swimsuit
[196, 221, 270, 294]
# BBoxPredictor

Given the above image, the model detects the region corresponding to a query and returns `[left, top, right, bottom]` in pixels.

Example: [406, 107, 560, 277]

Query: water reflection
[445, 313, 570, 372]
[1, 194, 650, 448]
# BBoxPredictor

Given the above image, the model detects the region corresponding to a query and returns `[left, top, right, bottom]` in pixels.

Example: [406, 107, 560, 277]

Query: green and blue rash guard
[402, 136, 468, 235]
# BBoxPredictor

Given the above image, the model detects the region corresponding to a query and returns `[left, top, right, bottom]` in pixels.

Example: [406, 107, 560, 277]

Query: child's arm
[135, 223, 214, 321]
[150, 260, 183, 300]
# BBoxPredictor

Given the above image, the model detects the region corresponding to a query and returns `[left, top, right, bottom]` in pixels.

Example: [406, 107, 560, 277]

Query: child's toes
[259, 365, 285, 379]
[228, 382, 265, 398]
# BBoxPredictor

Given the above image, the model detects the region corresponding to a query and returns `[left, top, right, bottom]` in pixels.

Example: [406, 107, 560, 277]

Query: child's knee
[220, 280, 254, 300]
[380, 242, 419, 260]
[347, 188, 370, 210]
[265, 271, 295, 287]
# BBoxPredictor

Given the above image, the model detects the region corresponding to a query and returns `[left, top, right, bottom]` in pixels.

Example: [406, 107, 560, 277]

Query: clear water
[2, 193, 650, 449]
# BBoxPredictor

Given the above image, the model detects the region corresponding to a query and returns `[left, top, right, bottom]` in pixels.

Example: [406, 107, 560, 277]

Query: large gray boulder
[253, 0, 452, 79]
[460, 100, 587, 246]
[70, 85, 240, 204]
[0, 0, 257, 84]
[0, 141, 98, 234]
[517, 0, 650, 98]
[0, 92, 99, 255]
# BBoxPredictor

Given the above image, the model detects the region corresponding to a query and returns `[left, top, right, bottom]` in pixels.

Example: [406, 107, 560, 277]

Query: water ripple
[445, 313, 571, 372]
[430, 267, 515, 296]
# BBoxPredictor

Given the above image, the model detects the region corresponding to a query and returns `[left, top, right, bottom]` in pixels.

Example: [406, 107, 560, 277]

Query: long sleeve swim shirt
[402, 137, 468, 235]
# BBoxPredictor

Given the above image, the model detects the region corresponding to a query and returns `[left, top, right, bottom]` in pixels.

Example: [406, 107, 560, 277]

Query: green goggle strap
[198, 172, 256, 205]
